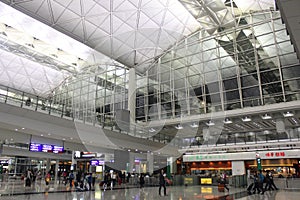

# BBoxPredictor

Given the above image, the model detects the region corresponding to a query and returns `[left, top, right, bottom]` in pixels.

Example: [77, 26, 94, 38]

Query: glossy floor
[0, 184, 298, 200]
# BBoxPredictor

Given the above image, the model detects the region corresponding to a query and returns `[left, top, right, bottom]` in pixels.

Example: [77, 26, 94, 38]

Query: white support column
[147, 152, 154, 175]
[46, 158, 51, 173]
[128, 68, 136, 125]
[167, 157, 176, 175]
[54, 159, 59, 184]
[129, 153, 135, 173]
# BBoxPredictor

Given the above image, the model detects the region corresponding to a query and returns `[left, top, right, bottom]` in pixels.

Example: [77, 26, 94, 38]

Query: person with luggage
[219, 172, 229, 192]
[248, 171, 261, 194]
[269, 171, 279, 190]
[158, 169, 167, 196]
[25, 169, 32, 187]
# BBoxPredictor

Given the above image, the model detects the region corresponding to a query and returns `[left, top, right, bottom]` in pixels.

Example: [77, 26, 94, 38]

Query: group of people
[247, 170, 279, 195]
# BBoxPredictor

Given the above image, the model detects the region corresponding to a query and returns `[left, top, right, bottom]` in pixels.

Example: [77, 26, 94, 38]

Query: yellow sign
[201, 178, 212, 184]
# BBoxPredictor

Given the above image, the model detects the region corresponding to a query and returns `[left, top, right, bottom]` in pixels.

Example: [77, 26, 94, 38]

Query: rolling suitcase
[218, 183, 225, 192]
[25, 178, 31, 187]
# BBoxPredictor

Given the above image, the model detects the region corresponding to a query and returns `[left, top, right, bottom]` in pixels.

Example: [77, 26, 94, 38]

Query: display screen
[42, 144, 53, 152]
[29, 143, 42, 152]
[53, 146, 64, 153]
[90, 160, 99, 166]
[29, 143, 63, 154]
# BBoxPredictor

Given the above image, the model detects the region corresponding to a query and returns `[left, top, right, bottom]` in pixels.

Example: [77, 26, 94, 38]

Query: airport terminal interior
[0, 0, 300, 199]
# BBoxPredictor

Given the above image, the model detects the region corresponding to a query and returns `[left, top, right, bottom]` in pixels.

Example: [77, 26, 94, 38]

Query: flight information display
[29, 143, 42, 152]
[42, 144, 53, 152]
[53, 146, 64, 153]
[29, 143, 64, 154]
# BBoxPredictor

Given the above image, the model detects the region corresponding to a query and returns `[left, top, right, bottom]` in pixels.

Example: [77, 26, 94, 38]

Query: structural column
[167, 157, 177, 175]
[129, 153, 135, 173]
[128, 68, 136, 125]
[54, 159, 59, 184]
[46, 158, 51, 173]
[147, 152, 154, 175]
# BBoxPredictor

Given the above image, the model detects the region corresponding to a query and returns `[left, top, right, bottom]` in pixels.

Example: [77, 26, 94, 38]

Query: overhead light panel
[262, 114, 272, 120]
[149, 128, 156, 133]
[224, 118, 232, 124]
[175, 125, 183, 130]
[190, 123, 199, 128]
[206, 121, 215, 126]
[283, 111, 294, 117]
[242, 117, 251, 122]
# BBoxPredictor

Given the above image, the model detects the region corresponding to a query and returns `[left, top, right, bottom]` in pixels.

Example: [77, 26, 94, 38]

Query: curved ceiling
[0, 0, 288, 97]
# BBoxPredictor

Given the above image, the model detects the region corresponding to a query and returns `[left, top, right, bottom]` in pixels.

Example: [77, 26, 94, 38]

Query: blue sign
[29, 143, 42, 152]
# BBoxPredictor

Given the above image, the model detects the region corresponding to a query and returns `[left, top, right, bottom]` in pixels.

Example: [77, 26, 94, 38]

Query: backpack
[258, 173, 265, 183]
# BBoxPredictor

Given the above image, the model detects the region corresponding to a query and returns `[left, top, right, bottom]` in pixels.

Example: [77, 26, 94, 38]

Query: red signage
[265, 152, 285, 157]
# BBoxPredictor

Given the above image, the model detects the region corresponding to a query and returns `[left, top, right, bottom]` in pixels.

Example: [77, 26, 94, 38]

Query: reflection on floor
[0, 183, 299, 200]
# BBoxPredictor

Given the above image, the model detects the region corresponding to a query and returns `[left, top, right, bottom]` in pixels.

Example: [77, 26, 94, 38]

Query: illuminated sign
[29, 143, 64, 154]
[201, 178, 212, 185]
[90, 160, 99, 166]
[265, 152, 285, 157]
[29, 143, 42, 152]
[53, 146, 64, 153]
[42, 144, 53, 152]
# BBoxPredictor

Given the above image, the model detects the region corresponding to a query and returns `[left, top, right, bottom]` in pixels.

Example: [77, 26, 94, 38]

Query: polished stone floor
[0, 183, 298, 200]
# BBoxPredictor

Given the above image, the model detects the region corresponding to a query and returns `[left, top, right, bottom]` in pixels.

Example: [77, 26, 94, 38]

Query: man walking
[159, 169, 167, 196]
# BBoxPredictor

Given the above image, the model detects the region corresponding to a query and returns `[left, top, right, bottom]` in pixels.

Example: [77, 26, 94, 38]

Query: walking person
[264, 171, 274, 191]
[269, 171, 279, 190]
[139, 173, 145, 190]
[69, 171, 74, 188]
[158, 169, 167, 196]
[220, 172, 229, 192]
[258, 170, 265, 195]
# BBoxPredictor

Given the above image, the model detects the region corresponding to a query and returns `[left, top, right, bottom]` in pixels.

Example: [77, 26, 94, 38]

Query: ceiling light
[242, 117, 251, 122]
[206, 121, 215, 126]
[175, 124, 183, 129]
[149, 128, 156, 133]
[224, 118, 232, 124]
[190, 122, 199, 128]
[283, 111, 294, 117]
[262, 114, 272, 120]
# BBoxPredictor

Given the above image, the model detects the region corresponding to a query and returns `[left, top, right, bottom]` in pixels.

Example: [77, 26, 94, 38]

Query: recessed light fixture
[175, 124, 183, 129]
[40, 134, 44, 136]
[224, 118, 232, 124]
[21, 128, 25, 130]
[262, 114, 272, 120]
[206, 121, 215, 126]
[242, 117, 251, 122]
[128, 149, 131, 152]
[190, 122, 199, 128]
[15, 129, 18, 131]
[283, 111, 294, 117]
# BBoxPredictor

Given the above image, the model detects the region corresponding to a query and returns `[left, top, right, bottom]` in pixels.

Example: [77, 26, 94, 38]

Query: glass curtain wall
[52, 65, 129, 126]
[135, 10, 300, 123]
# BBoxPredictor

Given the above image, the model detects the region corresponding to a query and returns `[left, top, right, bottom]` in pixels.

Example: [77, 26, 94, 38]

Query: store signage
[0, 160, 8, 164]
[265, 152, 285, 157]
[29, 143, 64, 153]
[183, 150, 300, 162]
[74, 151, 96, 159]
